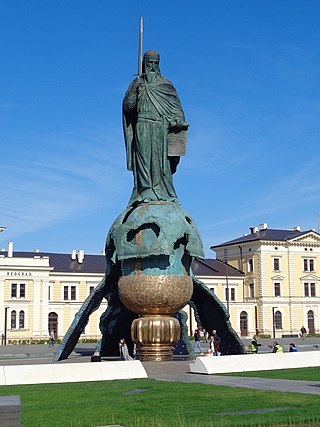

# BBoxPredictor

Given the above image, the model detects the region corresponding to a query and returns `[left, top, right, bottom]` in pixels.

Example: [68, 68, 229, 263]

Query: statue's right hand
[131, 77, 142, 91]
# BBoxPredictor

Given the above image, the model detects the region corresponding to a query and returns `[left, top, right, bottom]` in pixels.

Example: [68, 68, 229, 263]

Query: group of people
[120, 327, 303, 360]
[193, 328, 222, 356]
[250, 336, 298, 354]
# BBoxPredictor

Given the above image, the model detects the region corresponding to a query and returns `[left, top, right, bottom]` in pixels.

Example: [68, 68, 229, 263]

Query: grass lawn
[223, 366, 320, 381]
[1, 378, 320, 427]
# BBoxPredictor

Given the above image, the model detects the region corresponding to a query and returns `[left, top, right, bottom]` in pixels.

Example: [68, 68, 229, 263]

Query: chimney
[34, 249, 40, 253]
[259, 223, 268, 231]
[101, 250, 106, 256]
[293, 225, 301, 232]
[77, 249, 84, 264]
[249, 227, 258, 234]
[8, 242, 13, 258]
[71, 249, 76, 260]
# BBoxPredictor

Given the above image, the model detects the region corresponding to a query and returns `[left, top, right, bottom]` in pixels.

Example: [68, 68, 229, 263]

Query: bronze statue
[123, 50, 188, 207]
[55, 46, 245, 363]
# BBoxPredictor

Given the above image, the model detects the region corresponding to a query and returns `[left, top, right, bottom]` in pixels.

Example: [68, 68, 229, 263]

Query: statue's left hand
[170, 118, 184, 127]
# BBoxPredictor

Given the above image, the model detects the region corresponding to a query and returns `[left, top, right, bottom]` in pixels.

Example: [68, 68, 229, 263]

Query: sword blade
[138, 16, 143, 76]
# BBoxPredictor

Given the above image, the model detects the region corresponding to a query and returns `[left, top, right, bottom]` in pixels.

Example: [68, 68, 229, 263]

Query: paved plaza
[0, 338, 319, 395]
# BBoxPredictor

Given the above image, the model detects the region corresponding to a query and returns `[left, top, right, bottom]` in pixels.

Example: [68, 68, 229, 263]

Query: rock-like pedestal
[114, 201, 203, 361]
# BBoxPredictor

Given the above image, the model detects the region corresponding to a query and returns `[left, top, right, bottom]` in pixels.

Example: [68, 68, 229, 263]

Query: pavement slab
[142, 360, 320, 395]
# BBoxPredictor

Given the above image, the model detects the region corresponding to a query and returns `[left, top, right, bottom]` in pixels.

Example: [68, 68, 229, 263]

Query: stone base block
[0, 361, 147, 386]
[190, 351, 320, 375]
[0, 396, 21, 427]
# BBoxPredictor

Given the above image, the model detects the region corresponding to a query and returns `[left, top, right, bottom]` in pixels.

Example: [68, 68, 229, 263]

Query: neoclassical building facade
[2, 224, 318, 343]
[212, 223, 320, 338]
[0, 243, 245, 342]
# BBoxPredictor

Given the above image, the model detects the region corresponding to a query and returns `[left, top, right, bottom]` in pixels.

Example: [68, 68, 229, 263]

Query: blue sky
[1, 1, 320, 257]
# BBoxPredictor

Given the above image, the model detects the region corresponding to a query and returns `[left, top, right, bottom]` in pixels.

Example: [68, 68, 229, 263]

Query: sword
[138, 16, 143, 76]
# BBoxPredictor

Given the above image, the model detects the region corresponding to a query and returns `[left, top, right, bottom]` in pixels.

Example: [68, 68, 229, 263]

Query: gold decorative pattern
[118, 274, 193, 315]
[131, 315, 180, 361]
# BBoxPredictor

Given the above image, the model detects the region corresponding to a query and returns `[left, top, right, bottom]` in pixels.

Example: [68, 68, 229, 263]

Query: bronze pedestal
[118, 274, 193, 361]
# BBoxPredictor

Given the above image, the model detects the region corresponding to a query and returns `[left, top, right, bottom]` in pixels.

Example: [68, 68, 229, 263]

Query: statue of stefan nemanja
[55, 46, 245, 362]
[123, 49, 188, 207]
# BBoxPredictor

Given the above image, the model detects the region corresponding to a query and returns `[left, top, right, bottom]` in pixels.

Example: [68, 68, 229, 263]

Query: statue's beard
[146, 69, 159, 83]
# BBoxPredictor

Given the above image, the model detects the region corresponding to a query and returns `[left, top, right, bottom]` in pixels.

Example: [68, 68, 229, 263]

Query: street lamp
[223, 249, 229, 313]
[1, 228, 7, 345]
[3, 307, 9, 345]
[272, 307, 278, 339]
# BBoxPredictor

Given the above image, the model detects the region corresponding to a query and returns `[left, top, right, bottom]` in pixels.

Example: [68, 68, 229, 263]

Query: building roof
[211, 227, 318, 249]
[0, 251, 244, 277]
[1, 251, 106, 274]
[192, 257, 244, 277]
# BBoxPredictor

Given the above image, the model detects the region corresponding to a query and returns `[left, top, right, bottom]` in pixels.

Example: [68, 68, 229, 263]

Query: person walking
[300, 326, 307, 340]
[249, 335, 261, 354]
[49, 330, 55, 348]
[193, 328, 204, 354]
[211, 329, 221, 356]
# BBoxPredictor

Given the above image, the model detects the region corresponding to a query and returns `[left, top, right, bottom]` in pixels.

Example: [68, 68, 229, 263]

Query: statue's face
[145, 57, 160, 74]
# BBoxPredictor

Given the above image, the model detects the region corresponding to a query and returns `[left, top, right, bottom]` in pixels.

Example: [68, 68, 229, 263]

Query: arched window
[274, 311, 282, 329]
[307, 310, 315, 334]
[19, 311, 25, 329]
[11, 310, 16, 329]
[240, 311, 248, 336]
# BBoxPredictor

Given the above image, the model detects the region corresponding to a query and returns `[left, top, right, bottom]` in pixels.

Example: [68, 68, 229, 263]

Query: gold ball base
[131, 315, 180, 362]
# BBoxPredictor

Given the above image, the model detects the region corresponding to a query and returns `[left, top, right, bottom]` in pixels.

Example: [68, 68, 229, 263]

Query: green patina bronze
[123, 50, 189, 207]
[55, 49, 245, 362]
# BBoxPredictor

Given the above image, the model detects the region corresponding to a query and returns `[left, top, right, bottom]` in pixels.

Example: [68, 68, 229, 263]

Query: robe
[123, 74, 185, 206]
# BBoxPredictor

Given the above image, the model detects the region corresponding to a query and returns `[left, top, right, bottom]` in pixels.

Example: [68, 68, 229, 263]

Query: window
[63, 285, 77, 301]
[303, 258, 315, 272]
[11, 284, 17, 298]
[11, 311, 16, 329]
[19, 311, 25, 329]
[274, 282, 281, 297]
[20, 284, 25, 298]
[304, 283, 316, 297]
[48, 285, 51, 301]
[249, 283, 254, 298]
[273, 258, 280, 272]
[225, 288, 235, 301]
[274, 311, 282, 329]
[11, 283, 26, 299]
[248, 259, 253, 272]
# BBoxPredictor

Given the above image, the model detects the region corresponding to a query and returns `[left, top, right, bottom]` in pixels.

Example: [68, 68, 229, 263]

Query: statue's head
[143, 50, 160, 77]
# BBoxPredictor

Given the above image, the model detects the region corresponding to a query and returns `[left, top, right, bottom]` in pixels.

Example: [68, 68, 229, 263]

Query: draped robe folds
[123, 74, 185, 207]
